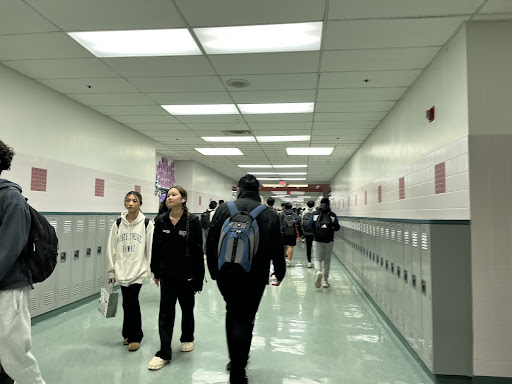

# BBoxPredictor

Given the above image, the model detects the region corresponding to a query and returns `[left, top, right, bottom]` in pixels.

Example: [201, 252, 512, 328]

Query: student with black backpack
[308, 197, 340, 288]
[0, 140, 46, 384]
[200, 200, 217, 254]
[206, 174, 285, 384]
[301, 201, 316, 268]
[280, 202, 302, 267]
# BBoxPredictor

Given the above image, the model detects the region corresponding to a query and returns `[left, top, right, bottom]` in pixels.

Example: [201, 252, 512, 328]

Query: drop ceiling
[1, 0, 511, 185]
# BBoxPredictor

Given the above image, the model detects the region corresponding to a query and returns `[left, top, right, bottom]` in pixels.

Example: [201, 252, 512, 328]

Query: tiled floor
[31, 243, 434, 384]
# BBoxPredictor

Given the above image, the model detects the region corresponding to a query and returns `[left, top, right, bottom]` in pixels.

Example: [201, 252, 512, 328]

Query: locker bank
[1, 1, 512, 383]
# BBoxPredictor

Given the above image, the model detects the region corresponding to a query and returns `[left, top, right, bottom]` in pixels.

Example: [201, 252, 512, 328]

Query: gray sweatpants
[0, 287, 45, 384]
[313, 241, 334, 282]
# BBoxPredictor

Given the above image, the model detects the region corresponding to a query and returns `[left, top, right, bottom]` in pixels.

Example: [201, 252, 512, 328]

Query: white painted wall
[0, 63, 159, 213]
[174, 160, 236, 213]
[331, 25, 470, 220]
[466, 21, 512, 378]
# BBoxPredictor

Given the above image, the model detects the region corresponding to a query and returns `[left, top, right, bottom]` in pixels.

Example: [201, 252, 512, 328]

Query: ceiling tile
[328, 0, 482, 19]
[221, 73, 318, 91]
[110, 115, 181, 124]
[319, 70, 422, 88]
[147, 91, 232, 104]
[25, 0, 185, 31]
[478, 0, 512, 14]
[0, 0, 60, 35]
[243, 113, 313, 123]
[91, 105, 168, 115]
[38, 78, 140, 94]
[324, 17, 468, 50]
[322, 47, 440, 71]
[67, 93, 156, 106]
[317, 87, 407, 102]
[210, 52, 320, 75]
[313, 121, 379, 129]
[127, 76, 225, 92]
[314, 112, 387, 121]
[3, 58, 119, 79]
[0, 32, 92, 61]
[102, 56, 216, 77]
[126, 123, 188, 131]
[316, 101, 396, 113]
[230, 90, 315, 104]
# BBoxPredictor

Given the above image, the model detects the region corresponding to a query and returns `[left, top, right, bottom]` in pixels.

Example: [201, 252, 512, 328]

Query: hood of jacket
[0, 179, 22, 193]
[120, 210, 146, 226]
[318, 204, 331, 213]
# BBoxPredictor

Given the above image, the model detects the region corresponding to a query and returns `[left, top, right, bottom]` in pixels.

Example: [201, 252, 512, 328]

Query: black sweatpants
[217, 275, 266, 377]
[120, 284, 143, 343]
[305, 235, 314, 262]
[156, 278, 195, 360]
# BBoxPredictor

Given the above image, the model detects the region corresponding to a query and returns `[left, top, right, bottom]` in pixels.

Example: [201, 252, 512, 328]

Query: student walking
[206, 174, 286, 384]
[301, 201, 315, 268]
[148, 186, 205, 371]
[280, 202, 302, 267]
[0, 139, 46, 384]
[107, 191, 154, 352]
[308, 198, 340, 288]
[200, 200, 217, 254]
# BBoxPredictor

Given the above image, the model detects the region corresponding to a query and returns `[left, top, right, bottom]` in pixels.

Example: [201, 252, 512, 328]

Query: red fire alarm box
[426, 106, 435, 123]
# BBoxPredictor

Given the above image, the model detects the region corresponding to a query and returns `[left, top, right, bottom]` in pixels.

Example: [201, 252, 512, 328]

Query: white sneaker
[315, 272, 323, 288]
[286, 260, 294, 267]
[307, 262, 312, 268]
[323, 281, 331, 288]
[180, 342, 194, 352]
[148, 356, 169, 370]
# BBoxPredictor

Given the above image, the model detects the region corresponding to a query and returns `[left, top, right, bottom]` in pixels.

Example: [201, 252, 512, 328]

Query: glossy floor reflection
[31, 243, 434, 384]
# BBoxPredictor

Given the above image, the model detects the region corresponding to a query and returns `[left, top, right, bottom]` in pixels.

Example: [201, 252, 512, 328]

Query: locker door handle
[397, 266, 401, 278]
[412, 274, 417, 288]
[86, 248, 91, 257]
[385, 260, 389, 270]
[97, 246, 102, 255]
[421, 280, 427, 295]
[74, 250, 80, 260]
[391, 263, 394, 274]
[60, 252, 67, 262]
[404, 270, 408, 283]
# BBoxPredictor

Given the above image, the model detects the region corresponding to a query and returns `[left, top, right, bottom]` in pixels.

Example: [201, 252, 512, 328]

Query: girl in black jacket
[148, 186, 205, 371]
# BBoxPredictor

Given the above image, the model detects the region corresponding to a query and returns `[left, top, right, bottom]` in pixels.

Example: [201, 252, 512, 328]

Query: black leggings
[120, 284, 143, 343]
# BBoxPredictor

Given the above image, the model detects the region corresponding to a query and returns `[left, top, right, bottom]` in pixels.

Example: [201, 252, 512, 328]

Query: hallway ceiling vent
[221, 130, 252, 135]
[225, 79, 251, 88]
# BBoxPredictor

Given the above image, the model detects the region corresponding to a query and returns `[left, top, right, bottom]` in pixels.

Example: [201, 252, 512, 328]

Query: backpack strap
[227, 201, 238, 216]
[116, 217, 150, 233]
[249, 204, 267, 219]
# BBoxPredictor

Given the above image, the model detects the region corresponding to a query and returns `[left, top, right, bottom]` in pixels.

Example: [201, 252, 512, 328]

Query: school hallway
[30, 242, 432, 384]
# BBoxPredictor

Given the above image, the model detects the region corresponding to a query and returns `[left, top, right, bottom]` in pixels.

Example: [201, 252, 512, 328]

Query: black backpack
[0, 187, 59, 284]
[283, 213, 296, 236]
[315, 212, 333, 242]
[200, 210, 211, 229]
[301, 209, 314, 235]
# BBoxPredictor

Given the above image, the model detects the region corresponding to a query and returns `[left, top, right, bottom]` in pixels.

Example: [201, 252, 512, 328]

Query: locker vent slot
[43, 291, 54, 307]
[397, 230, 402, 243]
[414, 327, 421, 344]
[421, 233, 428, 251]
[404, 231, 410, 245]
[76, 219, 85, 233]
[109, 219, 115, 227]
[60, 287, 68, 302]
[99, 219, 106, 231]
[64, 220, 72, 234]
[73, 283, 81, 297]
[96, 276, 104, 288]
[412, 232, 418, 247]
[424, 338, 433, 362]
[391, 229, 395, 241]
[49, 220, 58, 231]
[385, 228, 389, 239]
[88, 219, 96, 231]
[85, 279, 93, 293]
[30, 296, 38, 312]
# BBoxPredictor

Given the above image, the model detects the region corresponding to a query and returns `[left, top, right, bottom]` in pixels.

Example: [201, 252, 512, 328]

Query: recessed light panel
[286, 147, 334, 155]
[194, 22, 322, 54]
[239, 103, 314, 114]
[256, 135, 310, 142]
[195, 148, 244, 156]
[68, 29, 201, 57]
[162, 104, 238, 115]
[202, 136, 255, 142]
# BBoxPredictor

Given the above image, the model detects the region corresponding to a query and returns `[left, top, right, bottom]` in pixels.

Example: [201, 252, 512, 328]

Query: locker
[108, 216, 119, 287]
[94, 216, 108, 293]
[389, 223, 399, 327]
[82, 216, 97, 298]
[383, 222, 391, 318]
[395, 224, 405, 333]
[420, 225, 433, 370]
[56, 216, 73, 308]
[402, 224, 413, 348]
[70, 216, 86, 301]
[410, 225, 423, 357]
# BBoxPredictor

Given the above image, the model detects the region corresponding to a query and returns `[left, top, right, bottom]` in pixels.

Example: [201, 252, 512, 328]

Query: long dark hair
[169, 186, 190, 246]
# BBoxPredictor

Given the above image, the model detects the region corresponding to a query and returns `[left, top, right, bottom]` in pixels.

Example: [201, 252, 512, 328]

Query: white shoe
[323, 281, 331, 288]
[315, 272, 323, 288]
[181, 342, 194, 352]
[307, 262, 312, 268]
[286, 260, 294, 267]
[148, 356, 169, 370]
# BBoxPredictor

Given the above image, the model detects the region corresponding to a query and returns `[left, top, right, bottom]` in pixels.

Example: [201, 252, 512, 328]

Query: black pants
[120, 284, 143, 343]
[0, 365, 13, 384]
[156, 278, 195, 360]
[217, 274, 266, 377]
[305, 235, 314, 262]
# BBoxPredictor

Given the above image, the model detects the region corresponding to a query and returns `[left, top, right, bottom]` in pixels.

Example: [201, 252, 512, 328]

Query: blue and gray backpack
[217, 201, 267, 272]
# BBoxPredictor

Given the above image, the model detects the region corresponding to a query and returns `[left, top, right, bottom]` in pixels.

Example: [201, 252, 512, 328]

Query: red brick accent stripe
[95, 178, 105, 197]
[399, 177, 405, 200]
[435, 162, 446, 194]
[31, 167, 47, 192]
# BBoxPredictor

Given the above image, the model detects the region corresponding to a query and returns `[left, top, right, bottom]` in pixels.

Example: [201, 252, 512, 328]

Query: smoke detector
[225, 79, 251, 88]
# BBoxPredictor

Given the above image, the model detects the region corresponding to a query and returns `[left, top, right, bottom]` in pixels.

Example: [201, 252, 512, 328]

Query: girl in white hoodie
[107, 191, 154, 352]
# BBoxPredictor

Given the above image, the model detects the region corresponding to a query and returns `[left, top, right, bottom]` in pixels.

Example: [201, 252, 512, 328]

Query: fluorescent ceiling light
[256, 135, 310, 142]
[261, 184, 282, 187]
[195, 148, 244, 156]
[248, 172, 278, 175]
[255, 178, 279, 181]
[239, 103, 314, 114]
[162, 104, 238, 115]
[68, 29, 201, 57]
[202, 136, 255, 142]
[282, 178, 307, 181]
[255, 177, 306, 181]
[272, 191, 288, 195]
[286, 147, 334, 155]
[290, 191, 305, 195]
[238, 165, 307, 168]
[194, 22, 322, 54]
[248, 172, 307, 175]
[288, 184, 308, 187]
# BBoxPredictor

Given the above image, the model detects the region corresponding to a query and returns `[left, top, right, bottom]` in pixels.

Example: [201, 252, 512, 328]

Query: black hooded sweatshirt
[308, 203, 341, 243]
[206, 190, 286, 285]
